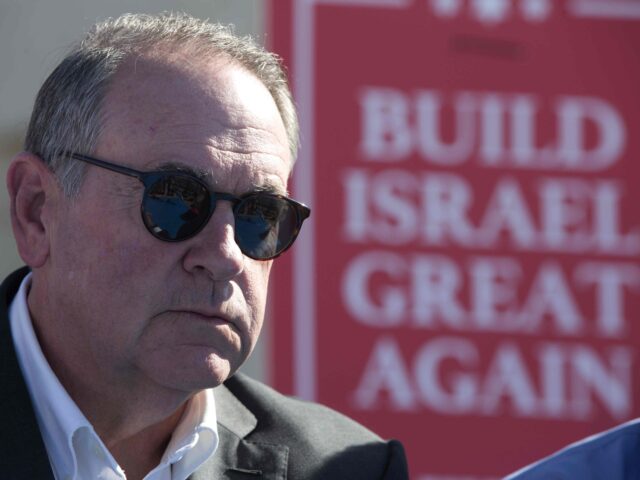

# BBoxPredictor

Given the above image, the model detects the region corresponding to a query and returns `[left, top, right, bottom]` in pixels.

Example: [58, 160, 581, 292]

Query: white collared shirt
[9, 273, 219, 480]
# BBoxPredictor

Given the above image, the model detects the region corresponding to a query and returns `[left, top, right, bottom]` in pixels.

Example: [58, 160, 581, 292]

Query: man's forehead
[96, 49, 292, 190]
[102, 50, 287, 145]
[105, 50, 231, 108]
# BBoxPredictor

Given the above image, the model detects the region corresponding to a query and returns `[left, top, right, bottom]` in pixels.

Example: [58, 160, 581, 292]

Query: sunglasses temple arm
[69, 153, 145, 181]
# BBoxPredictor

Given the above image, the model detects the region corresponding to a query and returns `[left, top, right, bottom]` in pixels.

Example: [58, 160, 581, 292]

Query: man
[505, 419, 640, 479]
[1, 12, 408, 480]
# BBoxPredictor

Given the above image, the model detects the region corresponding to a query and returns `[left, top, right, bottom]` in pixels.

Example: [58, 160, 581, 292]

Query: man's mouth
[168, 309, 241, 333]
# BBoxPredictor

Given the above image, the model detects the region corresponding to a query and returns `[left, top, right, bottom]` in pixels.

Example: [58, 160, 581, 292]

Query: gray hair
[25, 12, 299, 196]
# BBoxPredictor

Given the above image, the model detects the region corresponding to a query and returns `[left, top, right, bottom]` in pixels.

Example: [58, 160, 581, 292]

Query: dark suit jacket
[0, 268, 409, 479]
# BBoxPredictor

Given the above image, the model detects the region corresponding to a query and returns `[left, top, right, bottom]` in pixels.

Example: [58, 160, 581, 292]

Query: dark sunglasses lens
[141, 174, 210, 241]
[235, 195, 299, 259]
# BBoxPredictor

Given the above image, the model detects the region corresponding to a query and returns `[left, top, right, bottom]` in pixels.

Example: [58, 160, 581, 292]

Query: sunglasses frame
[66, 152, 310, 260]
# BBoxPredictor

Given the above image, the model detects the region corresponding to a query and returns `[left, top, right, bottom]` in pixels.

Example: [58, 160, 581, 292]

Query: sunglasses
[68, 153, 310, 260]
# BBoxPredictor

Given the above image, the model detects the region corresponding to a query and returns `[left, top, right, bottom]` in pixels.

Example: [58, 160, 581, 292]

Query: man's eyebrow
[253, 179, 289, 196]
[156, 162, 209, 178]
[154, 161, 289, 195]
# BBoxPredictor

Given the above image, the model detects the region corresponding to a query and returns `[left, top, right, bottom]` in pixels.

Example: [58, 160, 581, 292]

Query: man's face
[41, 51, 292, 394]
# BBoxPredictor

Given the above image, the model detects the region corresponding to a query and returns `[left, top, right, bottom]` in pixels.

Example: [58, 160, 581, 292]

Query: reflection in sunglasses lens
[142, 176, 291, 259]
[143, 176, 209, 241]
[236, 195, 288, 259]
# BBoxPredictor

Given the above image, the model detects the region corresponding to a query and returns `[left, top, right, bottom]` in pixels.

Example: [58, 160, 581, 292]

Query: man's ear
[6, 152, 59, 268]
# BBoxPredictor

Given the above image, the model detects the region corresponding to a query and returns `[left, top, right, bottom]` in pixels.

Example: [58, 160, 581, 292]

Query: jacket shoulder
[218, 373, 409, 479]
[225, 373, 380, 442]
[0, 267, 55, 479]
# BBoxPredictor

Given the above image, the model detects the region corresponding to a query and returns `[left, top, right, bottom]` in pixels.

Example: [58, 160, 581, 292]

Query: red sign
[268, 1, 640, 477]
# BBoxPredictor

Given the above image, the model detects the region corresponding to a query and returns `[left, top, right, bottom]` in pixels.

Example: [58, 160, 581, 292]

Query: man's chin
[146, 350, 241, 393]
[203, 352, 238, 385]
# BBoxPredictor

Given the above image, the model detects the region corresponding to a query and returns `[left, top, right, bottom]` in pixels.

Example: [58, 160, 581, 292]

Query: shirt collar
[161, 388, 218, 479]
[9, 272, 219, 480]
[10, 272, 90, 479]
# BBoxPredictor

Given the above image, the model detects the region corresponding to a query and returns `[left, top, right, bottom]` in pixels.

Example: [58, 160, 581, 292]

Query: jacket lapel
[190, 382, 289, 480]
[0, 268, 55, 479]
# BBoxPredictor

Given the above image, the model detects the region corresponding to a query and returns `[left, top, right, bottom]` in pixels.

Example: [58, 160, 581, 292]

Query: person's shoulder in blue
[505, 418, 640, 480]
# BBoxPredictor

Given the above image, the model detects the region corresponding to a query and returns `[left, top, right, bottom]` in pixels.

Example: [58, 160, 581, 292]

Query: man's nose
[182, 202, 244, 281]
